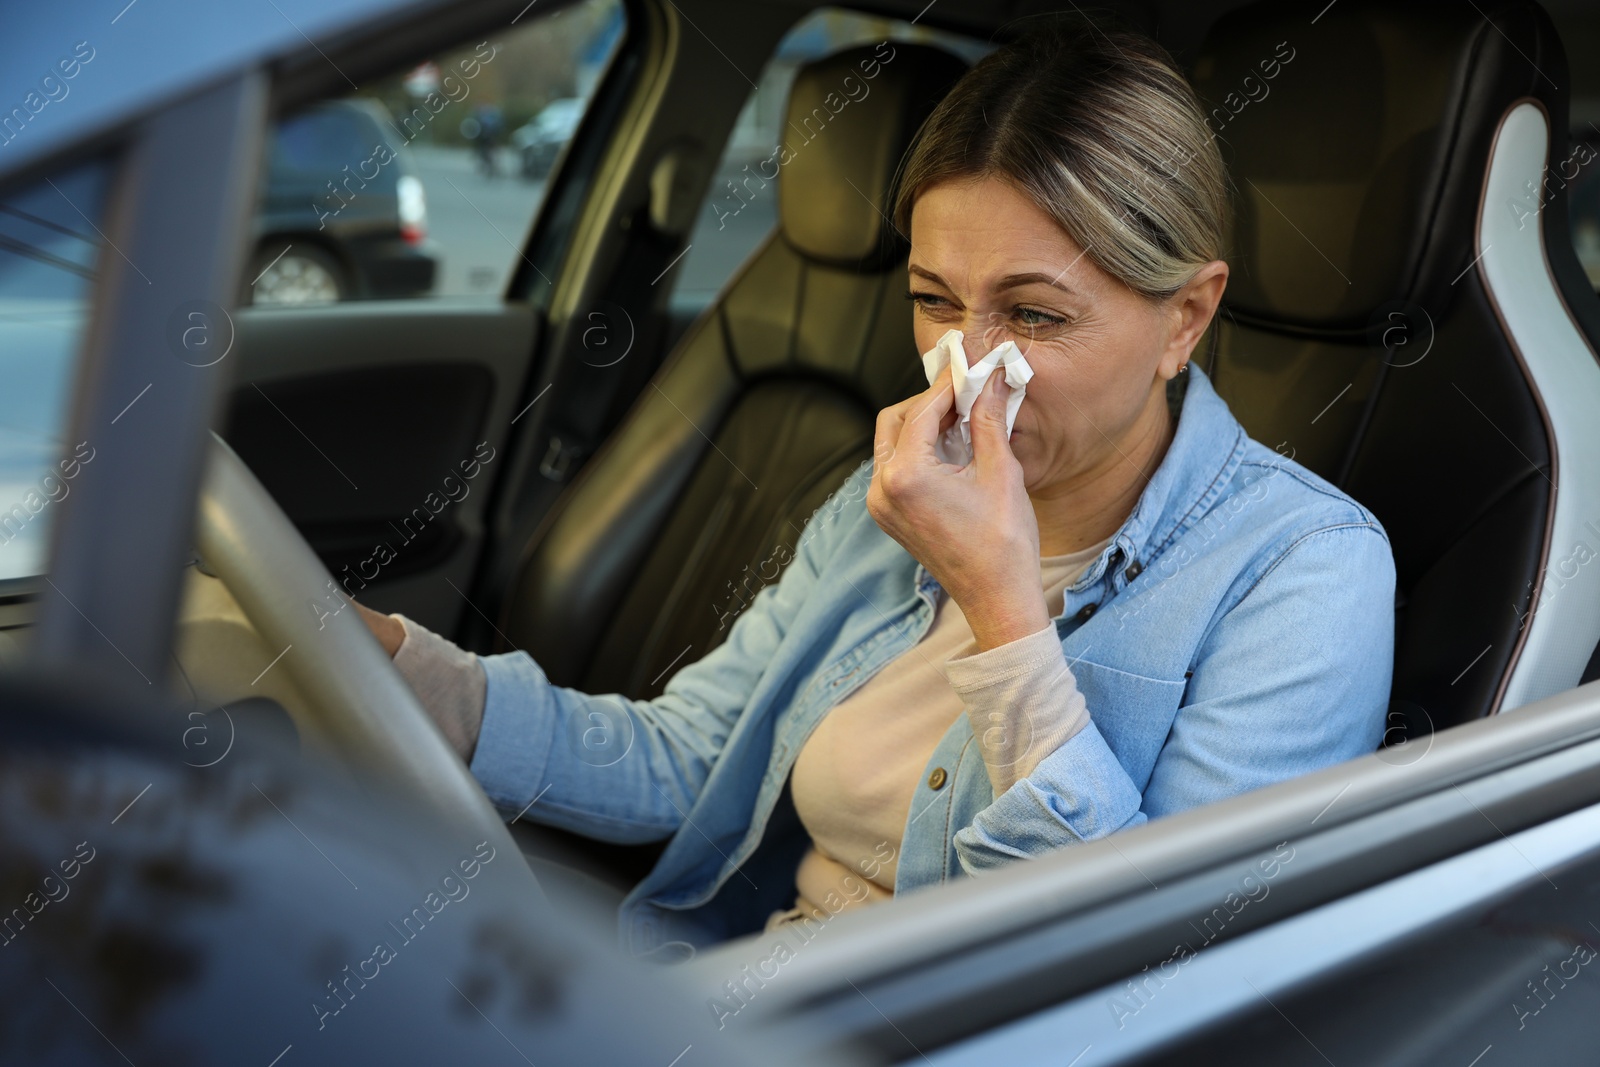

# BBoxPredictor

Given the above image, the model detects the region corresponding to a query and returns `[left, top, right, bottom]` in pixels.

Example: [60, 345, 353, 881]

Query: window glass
[0, 161, 108, 582]
[669, 9, 991, 323]
[246, 0, 624, 307]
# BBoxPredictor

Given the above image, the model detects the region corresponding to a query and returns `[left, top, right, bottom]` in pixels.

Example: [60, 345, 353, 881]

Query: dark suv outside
[248, 98, 438, 305]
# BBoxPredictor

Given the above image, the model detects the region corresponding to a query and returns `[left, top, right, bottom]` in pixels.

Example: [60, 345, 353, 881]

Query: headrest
[778, 42, 968, 269]
[1191, 0, 1570, 329]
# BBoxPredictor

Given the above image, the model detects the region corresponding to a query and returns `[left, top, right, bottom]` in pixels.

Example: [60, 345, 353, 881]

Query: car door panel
[222, 301, 536, 636]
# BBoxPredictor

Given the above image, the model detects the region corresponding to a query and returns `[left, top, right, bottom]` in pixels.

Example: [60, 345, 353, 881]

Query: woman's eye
[1015, 306, 1067, 328]
[905, 292, 1066, 330]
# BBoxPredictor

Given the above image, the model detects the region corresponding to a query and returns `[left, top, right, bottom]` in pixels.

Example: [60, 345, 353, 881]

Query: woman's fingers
[352, 600, 405, 657]
[872, 399, 908, 467]
[874, 378, 954, 466]
[967, 371, 1017, 473]
[897, 379, 955, 456]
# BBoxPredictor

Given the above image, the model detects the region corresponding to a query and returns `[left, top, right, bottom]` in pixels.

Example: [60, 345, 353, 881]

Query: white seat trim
[1479, 100, 1600, 711]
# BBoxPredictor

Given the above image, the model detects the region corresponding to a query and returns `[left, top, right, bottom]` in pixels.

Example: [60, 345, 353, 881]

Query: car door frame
[678, 677, 1600, 1061]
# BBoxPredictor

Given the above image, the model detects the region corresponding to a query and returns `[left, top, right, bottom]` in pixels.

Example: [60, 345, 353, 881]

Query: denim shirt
[468, 365, 1396, 958]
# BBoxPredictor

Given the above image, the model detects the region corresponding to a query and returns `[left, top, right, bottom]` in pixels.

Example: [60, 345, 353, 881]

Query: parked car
[510, 97, 583, 180]
[6, 0, 1600, 1064]
[250, 98, 438, 304]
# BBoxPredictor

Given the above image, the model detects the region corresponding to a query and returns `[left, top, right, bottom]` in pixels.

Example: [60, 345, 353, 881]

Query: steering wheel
[194, 433, 524, 855]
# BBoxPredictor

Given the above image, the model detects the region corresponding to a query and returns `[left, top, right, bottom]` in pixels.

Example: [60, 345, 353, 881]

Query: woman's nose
[968, 313, 1012, 356]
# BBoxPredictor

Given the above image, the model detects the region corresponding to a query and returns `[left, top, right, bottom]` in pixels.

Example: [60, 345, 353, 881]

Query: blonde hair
[892, 18, 1229, 302]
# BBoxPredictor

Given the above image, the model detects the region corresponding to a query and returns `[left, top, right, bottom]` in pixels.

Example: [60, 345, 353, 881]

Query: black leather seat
[499, 43, 969, 696]
[1188, 0, 1600, 733]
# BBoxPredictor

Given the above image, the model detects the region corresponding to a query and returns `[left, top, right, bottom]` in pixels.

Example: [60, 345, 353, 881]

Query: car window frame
[23, 72, 271, 684]
[508, 0, 650, 310]
[680, 678, 1600, 1057]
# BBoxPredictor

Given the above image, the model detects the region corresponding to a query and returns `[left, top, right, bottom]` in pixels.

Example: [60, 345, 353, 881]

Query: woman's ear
[1158, 260, 1229, 379]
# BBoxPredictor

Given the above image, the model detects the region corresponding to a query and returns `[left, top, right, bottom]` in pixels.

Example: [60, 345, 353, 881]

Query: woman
[358, 23, 1395, 958]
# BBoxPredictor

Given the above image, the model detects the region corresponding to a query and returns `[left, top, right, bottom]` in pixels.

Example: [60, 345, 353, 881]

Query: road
[407, 144, 546, 298]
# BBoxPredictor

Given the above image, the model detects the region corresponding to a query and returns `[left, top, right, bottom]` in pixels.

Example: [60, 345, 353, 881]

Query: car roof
[0, 0, 444, 179]
[11, 0, 1598, 188]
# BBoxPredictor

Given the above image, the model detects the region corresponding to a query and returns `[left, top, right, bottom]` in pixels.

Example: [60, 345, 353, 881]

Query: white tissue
[919, 328, 1034, 465]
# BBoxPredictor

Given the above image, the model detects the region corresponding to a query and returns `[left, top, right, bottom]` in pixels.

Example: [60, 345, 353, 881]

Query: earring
[1179, 362, 1189, 374]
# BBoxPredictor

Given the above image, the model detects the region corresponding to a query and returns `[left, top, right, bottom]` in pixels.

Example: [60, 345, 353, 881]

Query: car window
[667, 8, 993, 325]
[0, 161, 108, 583]
[245, 0, 624, 308]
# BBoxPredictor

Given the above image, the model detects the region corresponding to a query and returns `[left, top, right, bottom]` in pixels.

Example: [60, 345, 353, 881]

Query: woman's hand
[352, 600, 406, 657]
[867, 372, 1050, 651]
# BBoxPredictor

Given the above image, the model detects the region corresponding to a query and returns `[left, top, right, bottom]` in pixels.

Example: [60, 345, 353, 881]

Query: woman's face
[907, 175, 1226, 498]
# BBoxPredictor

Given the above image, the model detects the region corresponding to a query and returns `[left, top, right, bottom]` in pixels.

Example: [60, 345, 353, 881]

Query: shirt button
[1124, 560, 1143, 581]
[1076, 602, 1098, 621]
[927, 767, 948, 790]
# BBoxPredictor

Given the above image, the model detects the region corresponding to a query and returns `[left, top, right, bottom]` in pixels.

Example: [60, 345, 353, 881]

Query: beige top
[774, 535, 1113, 929]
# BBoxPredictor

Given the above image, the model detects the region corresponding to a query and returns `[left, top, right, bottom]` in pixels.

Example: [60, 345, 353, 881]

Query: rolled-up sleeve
[946, 624, 1091, 797]
[390, 614, 486, 762]
[954, 522, 1395, 873]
